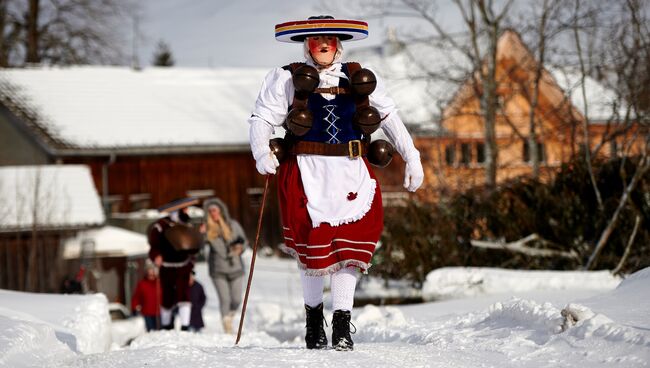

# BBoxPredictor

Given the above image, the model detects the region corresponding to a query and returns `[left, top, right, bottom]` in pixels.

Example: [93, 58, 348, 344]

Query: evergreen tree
[152, 40, 174, 67]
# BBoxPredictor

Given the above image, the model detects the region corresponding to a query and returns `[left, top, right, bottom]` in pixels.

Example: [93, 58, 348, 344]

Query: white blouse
[248, 61, 419, 227]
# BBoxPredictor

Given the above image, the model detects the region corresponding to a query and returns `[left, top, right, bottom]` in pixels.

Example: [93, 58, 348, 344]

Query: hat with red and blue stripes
[275, 15, 368, 43]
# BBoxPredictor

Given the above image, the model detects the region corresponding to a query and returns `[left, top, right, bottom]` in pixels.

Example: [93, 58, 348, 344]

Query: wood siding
[0, 231, 72, 292]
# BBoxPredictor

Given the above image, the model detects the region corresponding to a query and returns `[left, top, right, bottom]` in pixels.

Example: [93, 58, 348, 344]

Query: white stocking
[160, 307, 173, 326]
[331, 267, 358, 312]
[178, 302, 191, 327]
[300, 269, 324, 307]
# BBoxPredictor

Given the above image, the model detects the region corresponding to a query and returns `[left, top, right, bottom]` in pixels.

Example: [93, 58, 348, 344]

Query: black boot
[331, 310, 355, 351]
[161, 324, 174, 330]
[305, 303, 328, 349]
[180, 325, 190, 331]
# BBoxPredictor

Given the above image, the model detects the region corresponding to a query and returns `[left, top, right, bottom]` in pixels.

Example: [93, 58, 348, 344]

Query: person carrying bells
[248, 16, 424, 351]
[147, 197, 202, 331]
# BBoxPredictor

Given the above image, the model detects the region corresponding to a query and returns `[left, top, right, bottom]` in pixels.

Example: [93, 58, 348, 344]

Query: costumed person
[188, 270, 206, 332]
[147, 197, 202, 331]
[248, 16, 424, 351]
[202, 197, 249, 334]
[130, 260, 161, 332]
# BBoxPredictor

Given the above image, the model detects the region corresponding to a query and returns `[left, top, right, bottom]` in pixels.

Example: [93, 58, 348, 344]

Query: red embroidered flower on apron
[347, 192, 358, 201]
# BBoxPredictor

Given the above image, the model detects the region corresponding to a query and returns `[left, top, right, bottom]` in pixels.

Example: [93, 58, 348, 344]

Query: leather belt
[314, 86, 350, 94]
[161, 258, 192, 268]
[291, 140, 367, 159]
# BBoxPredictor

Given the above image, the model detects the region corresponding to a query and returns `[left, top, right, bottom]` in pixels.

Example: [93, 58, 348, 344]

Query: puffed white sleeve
[368, 69, 420, 164]
[248, 67, 293, 161]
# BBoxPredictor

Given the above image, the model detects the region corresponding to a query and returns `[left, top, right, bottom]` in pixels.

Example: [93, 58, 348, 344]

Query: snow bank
[579, 266, 650, 329]
[0, 290, 112, 354]
[422, 267, 621, 301]
[0, 312, 75, 367]
[1, 262, 648, 367]
[560, 267, 650, 347]
[351, 268, 650, 367]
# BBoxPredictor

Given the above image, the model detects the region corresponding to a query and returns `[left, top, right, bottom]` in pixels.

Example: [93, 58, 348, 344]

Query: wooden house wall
[0, 230, 72, 292]
[62, 151, 408, 249]
[63, 152, 284, 247]
[0, 109, 52, 165]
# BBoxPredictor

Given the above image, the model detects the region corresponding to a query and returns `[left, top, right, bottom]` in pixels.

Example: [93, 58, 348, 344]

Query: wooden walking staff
[235, 175, 271, 344]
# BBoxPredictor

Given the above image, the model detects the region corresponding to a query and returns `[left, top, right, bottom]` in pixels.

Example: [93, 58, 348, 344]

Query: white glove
[255, 151, 280, 175]
[404, 156, 424, 192]
[249, 118, 279, 175]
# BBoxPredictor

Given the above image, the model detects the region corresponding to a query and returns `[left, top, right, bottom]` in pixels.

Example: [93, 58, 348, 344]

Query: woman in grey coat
[202, 197, 248, 334]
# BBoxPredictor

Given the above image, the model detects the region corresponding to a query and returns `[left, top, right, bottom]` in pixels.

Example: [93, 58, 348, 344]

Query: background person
[188, 270, 206, 332]
[202, 197, 248, 334]
[148, 197, 202, 331]
[130, 260, 161, 332]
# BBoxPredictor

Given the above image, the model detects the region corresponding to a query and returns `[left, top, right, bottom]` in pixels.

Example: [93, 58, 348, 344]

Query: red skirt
[278, 156, 383, 276]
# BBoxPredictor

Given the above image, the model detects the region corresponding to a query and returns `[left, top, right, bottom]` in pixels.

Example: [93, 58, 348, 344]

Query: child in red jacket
[131, 261, 161, 331]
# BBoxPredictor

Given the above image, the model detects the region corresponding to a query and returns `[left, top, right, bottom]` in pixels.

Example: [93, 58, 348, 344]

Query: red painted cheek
[308, 38, 321, 53]
[308, 37, 337, 53]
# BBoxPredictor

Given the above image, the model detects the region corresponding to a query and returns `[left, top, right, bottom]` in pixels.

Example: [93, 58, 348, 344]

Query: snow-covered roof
[0, 45, 625, 149]
[0, 165, 105, 231]
[62, 226, 149, 259]
[549, 68, 629, 122]
[349, 43, 466, 129]
[0, 66, 268, 150]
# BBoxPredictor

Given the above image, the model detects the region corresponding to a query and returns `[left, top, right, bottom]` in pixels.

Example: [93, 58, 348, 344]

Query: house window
[129, 193, 151, 211]
[186, 189, 215, 199]
[445, 144, 456, 166]
[476, 142, 485, 164]
[460, 143, 472, 166]
[247, 187, 264, 207]
[106, 195, 124, 214]
[523, 140, 546, 163]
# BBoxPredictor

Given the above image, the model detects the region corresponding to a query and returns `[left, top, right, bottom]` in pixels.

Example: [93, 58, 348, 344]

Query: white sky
[133, 0, 455, 68]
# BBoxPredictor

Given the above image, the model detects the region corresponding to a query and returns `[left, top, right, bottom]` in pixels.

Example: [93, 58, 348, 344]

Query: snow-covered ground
[1, 254, 649, 368]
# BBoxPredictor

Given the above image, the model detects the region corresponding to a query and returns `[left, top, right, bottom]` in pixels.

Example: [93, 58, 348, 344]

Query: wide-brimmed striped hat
[158, 197, 199, 213]
[275, 15, 368, 43]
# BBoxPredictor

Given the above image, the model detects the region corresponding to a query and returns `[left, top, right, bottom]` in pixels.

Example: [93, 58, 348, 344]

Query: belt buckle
[348, 140, 362, 159]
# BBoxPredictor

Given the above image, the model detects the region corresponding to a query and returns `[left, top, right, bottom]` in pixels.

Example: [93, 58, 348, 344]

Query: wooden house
[62, 225, 150, 304]
[350, 30, 644, 197]
[419, 30, 644, 194]
[0, 67, 284, 246]
[0, 165, 105, 292]
[0, 66, 408, 250]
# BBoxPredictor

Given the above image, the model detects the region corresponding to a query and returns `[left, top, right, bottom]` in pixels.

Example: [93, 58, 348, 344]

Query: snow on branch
[470, 234, 578, 259]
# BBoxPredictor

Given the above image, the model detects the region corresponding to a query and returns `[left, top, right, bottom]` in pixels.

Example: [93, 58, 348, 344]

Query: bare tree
[569, 0, 605, 211]
[0, 0, 136, 67]
[583, 0, 650, 269]
[516, 0, 565, 179]
[10, 168, 59, 291]
[25, 168, 42, 291]
[329, 0, 514, 189]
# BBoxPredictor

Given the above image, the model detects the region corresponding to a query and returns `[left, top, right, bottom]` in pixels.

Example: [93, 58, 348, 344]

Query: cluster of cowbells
[279, 65, 394, 168]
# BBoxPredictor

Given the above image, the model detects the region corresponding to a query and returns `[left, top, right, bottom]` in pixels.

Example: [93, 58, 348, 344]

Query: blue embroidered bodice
[300, 64, 361, 144]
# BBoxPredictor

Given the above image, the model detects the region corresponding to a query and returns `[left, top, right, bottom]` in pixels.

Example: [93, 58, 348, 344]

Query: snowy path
[2, 257, 649, 367]
[55, 295, 650, 368]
